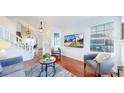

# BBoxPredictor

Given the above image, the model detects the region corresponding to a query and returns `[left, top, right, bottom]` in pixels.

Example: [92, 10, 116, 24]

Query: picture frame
[64, 33, 84, 48]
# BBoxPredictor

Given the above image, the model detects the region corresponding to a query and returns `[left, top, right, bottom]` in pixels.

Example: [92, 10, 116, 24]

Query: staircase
[0, 26, 35, 61]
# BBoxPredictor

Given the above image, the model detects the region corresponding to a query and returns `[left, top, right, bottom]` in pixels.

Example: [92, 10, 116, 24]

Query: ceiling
[14, 16, 97, 30]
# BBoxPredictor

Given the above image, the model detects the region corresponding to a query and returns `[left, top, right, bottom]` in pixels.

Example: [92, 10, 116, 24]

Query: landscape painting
[64, 33, 84, 48]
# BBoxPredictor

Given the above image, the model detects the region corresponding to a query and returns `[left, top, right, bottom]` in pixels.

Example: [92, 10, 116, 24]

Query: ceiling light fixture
[26, 24, 31, 34]
[39, 21, 43, 32]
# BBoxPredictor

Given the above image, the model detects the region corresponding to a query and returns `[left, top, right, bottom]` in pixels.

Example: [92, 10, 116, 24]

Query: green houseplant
[42, 53, 51, 61]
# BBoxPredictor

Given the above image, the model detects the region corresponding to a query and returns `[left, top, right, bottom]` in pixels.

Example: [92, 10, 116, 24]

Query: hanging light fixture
[39, 21, 43, 32]
[26, 24, 31, 34]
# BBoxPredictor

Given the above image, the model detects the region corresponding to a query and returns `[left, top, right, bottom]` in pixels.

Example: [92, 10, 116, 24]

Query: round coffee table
[39, 56, 56, 77]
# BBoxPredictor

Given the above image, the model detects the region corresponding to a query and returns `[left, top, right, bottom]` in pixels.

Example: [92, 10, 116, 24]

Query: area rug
[25, 63, 75, 77]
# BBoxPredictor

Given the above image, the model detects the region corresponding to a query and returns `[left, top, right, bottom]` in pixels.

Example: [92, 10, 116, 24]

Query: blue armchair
[0, 56, 26, 77]
[84, 54, 114, 77]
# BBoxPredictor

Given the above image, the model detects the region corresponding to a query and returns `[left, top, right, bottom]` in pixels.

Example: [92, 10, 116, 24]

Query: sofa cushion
[0, 62, 24, 76]
[0, 56, 23, 67]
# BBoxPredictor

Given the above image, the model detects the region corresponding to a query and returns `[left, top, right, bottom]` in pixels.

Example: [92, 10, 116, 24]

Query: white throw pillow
[0, 49, 7, 60]
[94, 53, 110, 63]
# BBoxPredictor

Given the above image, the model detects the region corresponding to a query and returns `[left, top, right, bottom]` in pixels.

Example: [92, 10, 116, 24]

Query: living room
[0, 16, 123, 77]
[1, 0, 124, 93]
[43, 16, 122, 77]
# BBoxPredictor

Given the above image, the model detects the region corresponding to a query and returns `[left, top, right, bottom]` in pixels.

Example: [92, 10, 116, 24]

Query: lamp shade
[39, 21, 43, 32]
[0, 41, 11, 49]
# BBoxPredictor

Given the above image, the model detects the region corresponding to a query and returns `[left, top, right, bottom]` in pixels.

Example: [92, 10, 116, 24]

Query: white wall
[0, 16, 16, 42]
[0, 16, 16, 33]
[61, 27, 86, 61]
[56, 17, 121, 61]
[47, 16, 121, 72]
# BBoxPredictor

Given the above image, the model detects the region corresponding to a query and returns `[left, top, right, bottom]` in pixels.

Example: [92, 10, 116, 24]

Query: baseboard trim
[61, 54, 84, 62]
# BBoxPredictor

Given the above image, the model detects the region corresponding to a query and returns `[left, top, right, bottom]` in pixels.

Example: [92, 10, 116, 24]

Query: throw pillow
[0, 49, 7, 60]
[94, 53, 110, 63]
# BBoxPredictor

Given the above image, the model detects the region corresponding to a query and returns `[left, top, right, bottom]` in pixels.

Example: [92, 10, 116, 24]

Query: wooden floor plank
[24, 50, 116, 77]
[56, 55, 96, 77]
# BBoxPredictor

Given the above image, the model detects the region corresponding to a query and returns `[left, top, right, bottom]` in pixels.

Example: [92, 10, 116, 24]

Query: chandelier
[39, 21, 43, 32]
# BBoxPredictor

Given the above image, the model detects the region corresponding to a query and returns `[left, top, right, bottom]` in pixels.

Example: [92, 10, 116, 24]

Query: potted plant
[42, 53, 51, 61]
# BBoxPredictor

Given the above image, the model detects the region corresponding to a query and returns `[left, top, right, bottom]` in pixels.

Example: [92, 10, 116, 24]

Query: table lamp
[0, 40, 11, 59]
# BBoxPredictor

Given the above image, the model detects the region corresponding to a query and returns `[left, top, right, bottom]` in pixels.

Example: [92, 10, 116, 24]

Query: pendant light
[26, 24, 31, 34]
[39, 21, 43, 32]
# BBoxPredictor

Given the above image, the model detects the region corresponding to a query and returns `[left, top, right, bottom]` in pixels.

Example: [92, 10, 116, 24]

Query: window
[90, 22, 114, 52]
[54, 33, 60, 48]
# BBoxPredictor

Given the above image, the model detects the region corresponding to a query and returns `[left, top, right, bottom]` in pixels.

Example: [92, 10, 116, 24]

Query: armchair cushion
[100, 57, 114, 74]
[84, 53, 98, 61]
[85, 60, 97, 70]
[84, 53, 114, 75]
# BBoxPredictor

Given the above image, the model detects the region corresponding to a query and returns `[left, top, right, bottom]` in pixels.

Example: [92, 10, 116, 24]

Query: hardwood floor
[55, 55, 96, 77]
[23, 50, 116, 77]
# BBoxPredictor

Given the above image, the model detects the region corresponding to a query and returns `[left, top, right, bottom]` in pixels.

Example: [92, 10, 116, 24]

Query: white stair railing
[0, 27, 34, 54]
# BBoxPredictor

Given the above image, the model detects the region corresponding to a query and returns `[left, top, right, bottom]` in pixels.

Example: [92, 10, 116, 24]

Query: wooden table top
[40, 56, 56, 64]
